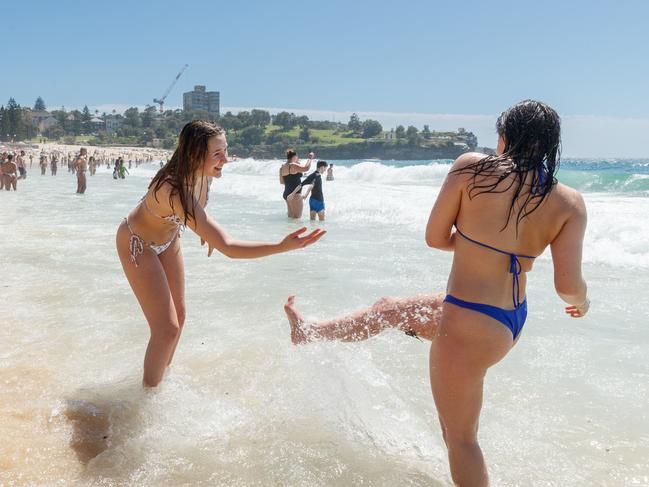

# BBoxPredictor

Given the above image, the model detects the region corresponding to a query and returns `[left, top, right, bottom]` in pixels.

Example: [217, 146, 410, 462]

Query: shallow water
[1, 159, 648, 486]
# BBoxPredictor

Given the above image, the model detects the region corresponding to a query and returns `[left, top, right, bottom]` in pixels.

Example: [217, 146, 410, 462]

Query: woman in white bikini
[116, 120, 325, 387]
[1, 154, 18, 191]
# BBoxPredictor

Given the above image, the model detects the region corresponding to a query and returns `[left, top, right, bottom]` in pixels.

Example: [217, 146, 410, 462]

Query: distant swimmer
[285, 100, 590, 487]
[73, 148, 88, 194]
[118, 159, 129, 179]
[51, 154, 58, 175]
[115, 120, 325, 387]
[89, 156, 96, 176]
[279, 149, 313, 218]
[326, 163, 334, 181]
[29, 153, 33, 168]
[39, 153, 48, 175]
[1, 154, 18, 190]
[16, 151, 27, 179]
[300, 160, 329, 221]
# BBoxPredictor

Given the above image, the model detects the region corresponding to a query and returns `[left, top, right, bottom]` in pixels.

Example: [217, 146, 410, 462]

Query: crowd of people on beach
[5, 100, 591, 486]
[0, 145, 166, 192]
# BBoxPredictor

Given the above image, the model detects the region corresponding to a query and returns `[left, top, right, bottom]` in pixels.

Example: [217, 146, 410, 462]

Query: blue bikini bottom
[444, 294, 527, 340]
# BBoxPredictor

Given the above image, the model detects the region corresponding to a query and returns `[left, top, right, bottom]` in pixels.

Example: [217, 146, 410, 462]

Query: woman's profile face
[202, 134, 228, 179]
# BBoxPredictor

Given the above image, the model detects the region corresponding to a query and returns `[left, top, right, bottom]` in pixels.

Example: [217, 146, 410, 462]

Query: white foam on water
[1, 159, 647, 486]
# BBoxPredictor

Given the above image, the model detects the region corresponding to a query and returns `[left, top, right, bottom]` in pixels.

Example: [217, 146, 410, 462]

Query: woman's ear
[496, 135, 506, 155]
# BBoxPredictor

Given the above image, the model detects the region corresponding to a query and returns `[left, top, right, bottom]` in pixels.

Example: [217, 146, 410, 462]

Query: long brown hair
[149, 120, 224, 224]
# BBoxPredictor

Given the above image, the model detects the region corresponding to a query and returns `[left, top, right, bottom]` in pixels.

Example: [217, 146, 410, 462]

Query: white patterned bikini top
[140, 196, 184, 227]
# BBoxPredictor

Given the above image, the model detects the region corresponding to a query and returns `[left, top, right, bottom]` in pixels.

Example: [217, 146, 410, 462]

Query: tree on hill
[406, 125, 419, 146]
[361, 119, 383, 138]
[237, 111, 252, 126]
[219, 111, 242, 131]
[348, 113, 362, 133]
[124, 107, 140, 128]
[142, 106, 157, 128]
[4, 98, 26, 140]
[395, 125, 406, 139]
[299, 126, 311, 142]
[422, 124, 432, 139]
[70, 110, 83, 135]
[296, 115, 309, 128]
[273, 111, 297, 131]
[250, 109, 271, 128]
[240, 126, 265, 146]
[34, 97, 46, 111]
[82, 105, 92, 133]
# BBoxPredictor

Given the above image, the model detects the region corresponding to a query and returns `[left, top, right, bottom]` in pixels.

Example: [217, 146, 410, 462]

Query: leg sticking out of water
[284, 293, 444, 345]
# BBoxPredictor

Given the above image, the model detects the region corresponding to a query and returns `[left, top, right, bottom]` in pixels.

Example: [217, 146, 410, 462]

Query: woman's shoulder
[551, 181, 586, 214]
[448, 152, 487, 171]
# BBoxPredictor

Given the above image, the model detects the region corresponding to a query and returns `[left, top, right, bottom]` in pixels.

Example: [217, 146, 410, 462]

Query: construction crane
[153, 64, 189, 113]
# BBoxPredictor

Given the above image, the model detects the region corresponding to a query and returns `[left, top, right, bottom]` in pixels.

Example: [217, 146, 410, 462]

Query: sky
[2, 0, 648, 157]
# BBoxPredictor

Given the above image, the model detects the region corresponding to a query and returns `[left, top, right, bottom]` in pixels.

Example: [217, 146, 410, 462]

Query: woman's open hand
[280, 227, 326, 251]
[201, 237, 216, 257]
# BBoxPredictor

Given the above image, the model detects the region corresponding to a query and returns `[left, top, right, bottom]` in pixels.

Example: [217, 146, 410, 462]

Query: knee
[372, 296, 396, 312]
[176, 307, 186, 328]
[151, 321, 181, 342]
[445, 428, 479, 450]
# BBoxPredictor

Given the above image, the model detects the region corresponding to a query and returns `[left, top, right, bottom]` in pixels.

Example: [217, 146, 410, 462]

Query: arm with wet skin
[425, 155, 468, 251]
[179, 195, 325, 258]
[550, 189, 590, 317]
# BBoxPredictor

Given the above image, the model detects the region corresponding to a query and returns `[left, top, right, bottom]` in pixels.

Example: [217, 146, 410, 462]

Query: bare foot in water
[284, 295, 308, 345]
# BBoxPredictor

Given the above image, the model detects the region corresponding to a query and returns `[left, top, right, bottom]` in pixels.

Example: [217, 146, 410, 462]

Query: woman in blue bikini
[117, 120, 325, 387]
[284, 100, 589, 486]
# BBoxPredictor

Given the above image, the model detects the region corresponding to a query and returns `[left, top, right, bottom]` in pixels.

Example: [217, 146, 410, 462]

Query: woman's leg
[157, 236, 185, 366]
[116, 222, 181, 387]
[429, 306, 513, 487]
[284, 293, 444, 344]
[286, 193, 304, 219]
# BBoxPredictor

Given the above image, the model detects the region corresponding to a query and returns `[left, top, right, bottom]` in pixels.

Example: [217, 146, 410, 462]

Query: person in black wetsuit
[279, 149, 312, 218]
[301, 160, 329, 221]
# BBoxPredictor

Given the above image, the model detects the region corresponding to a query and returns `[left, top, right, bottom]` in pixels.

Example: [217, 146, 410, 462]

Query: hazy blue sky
[3, 0, 648, 156]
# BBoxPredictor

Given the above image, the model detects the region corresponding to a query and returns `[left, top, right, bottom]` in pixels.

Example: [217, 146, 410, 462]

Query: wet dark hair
[149, 120, 225, 224]
[286, 149, 297, 161]
[452, 99, 561, 232]
[317, 160, 328, 169]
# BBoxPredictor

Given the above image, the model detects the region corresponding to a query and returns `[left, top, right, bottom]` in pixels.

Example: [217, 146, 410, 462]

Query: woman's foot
[284, 295, 308, 345]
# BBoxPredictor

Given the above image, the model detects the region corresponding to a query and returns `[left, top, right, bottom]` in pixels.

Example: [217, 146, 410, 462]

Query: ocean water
[1, 157, 648, 486]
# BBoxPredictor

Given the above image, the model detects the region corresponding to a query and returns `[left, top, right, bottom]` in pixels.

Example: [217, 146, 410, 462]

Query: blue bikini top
[455, 228, 536, 308]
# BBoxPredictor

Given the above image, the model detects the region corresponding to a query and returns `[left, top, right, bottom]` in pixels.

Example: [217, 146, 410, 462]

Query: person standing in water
[284, 100, 589, 486]
[280, 150, 313, 218]
[116, 120, 325, 387]
[1, 154, 18, 190]
[16, 151, 27, 179]
[118, 159, 129, 179]
[39, 153, 48, 175]
[51, 154, 58, 175]
[72, 148, 88, 194]
[300, 160, 328, 221]
[326, 163, 334, 181]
